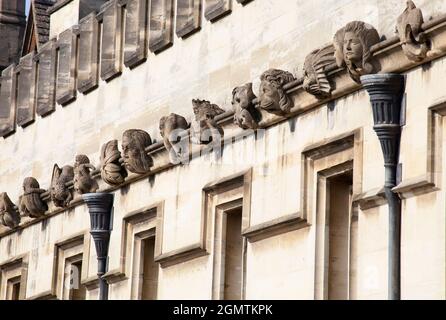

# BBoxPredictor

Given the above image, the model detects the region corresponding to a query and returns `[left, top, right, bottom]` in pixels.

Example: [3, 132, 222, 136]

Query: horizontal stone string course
[2, 3, 446, 231]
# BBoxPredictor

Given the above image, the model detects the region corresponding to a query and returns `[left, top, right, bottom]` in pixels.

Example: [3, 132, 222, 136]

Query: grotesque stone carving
[160, 113, 190, 164]
[74, 155, 99, 195]
[0, 192, 20, 229]
[303, 45, 336, 99]
[190, 99, 225, 145]
[232, 83, 259, 129]
[100, 140, 128, 185]
[334, 21, 380, 83]
[396, 1, 428, 62]
[50, 164, 74, 208]
[122, 129, 153, 174]
[18, 177, 47, 218]
[258, 69, 296, 115]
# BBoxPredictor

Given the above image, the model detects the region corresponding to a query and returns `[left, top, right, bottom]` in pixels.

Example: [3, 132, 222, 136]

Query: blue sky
[25, 0, 31, 16]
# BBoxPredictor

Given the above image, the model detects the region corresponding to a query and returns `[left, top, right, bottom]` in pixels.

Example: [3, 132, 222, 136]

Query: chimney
[0, 0, 26, 71]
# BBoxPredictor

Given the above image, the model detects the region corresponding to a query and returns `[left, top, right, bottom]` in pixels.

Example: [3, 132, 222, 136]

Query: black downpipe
[361, 74, 405, 300]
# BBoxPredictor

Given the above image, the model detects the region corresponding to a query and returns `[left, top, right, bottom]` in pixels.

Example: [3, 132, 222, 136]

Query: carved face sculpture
[232, 83, 258, 130]
[334, 21, 380, 83]
[303, 46, 335, 99]
[258, 69, 295, 114]
[159, 114, 189, 164]
[100, 140, 128, 186]
[122, 129, 152, 174]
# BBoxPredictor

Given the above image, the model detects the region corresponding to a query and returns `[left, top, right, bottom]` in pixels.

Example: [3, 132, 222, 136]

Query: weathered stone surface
[50, 164, 74, 208]
[15, 53, 36, 127]
[100, 139, 128, 186]
[0, 192, 20, 229]
[77, 12, 99, 93]
[160, 113, 189, 164]
[18, 177, 47, 219]
[124, 0, 148, 68]
[191, 99, 225, 144]
[74, 154, 99, 195]
[56, 27, 77, 105]
[232, 83, 259, 130]
[176, 0, 201, 38]
[100, 0, 123, 81]
[35, 38, 56, 117]
[258, 69, 295, 115]
[0, 64, 16, 137]
[396, 1, 428, 62]
[149, 0, 174, 53]
[122, 129, 153, 174]
[205, 0, 231, 22]
[334, 21, 381, 83]
[303, 45, 336, 99]
[0, 0, 26, 70]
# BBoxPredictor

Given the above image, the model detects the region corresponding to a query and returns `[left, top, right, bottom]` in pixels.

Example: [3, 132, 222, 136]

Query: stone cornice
[2, 7, 446, 236]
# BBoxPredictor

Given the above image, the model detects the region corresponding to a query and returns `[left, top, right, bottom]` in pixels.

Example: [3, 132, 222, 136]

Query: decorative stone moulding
[258, 69, 296, 115]
[74, 155, 99, 195]
[18, 177, 48, 218]
[149, 0, 174, 54]
[50, 164, 75, 208]
[0, 192, 20, 229]
[124, 0, 149, 68]
[15, 53, 36, 127]
[334, 21, 381, 83]
[232, 83, 259, 129]
[0, 64, 16, 137]
[77, 12, 100, 93]
[159, 113, 190, 164]
[100, 139, 128, 186]
[396, 0, 428, 62]
[56, 27, 78, 105]
[205, 0, 231, 22]
[34, 38, 57, 117]
[99, 0, 123, 81]
[303, 45, 336, 99]
[122, 129, 153, 174]
[176, 0, 202, 38]
[190, 99, 225, 145]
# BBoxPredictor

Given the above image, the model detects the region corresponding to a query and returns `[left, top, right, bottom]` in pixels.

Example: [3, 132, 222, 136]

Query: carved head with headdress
[334, 21, 380, 83]
[100, 140, 128, 185]
[122, 129, 153, 174]
[258, 69, 295, 114]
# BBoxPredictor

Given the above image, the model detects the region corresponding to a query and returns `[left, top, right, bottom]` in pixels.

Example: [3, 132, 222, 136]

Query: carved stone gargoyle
[18, 177, 47, 218]
[334, 21, 381, 83]
[100, 140, 128, 186]
[160, 113, 190, 164]
[122, 129, 153, 174]
[396, 0, 428, 62]
[258, 69, 295, 115]
[50, 164, 74, 208]
[303, 45, 336, 99]
[74, 155, 99, 195]
[0, 192, 20, 229]
[190, 99, 225, 145]
[232, 83, 259, 130]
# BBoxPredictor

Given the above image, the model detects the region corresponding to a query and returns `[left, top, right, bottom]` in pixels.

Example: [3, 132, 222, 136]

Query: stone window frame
[210, 194, 247, 300]
[299, 129, 363, 300]
[392, 99, 446, 198]
[0, 254, 29, 300]
[102, 202, 161, 299]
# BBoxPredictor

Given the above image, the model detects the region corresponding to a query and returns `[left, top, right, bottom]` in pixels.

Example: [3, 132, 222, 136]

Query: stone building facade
[0, 0, 445, 300]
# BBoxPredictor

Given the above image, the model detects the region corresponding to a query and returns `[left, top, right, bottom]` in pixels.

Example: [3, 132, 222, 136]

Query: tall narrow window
[6, 277, 21, 300]
[327, 173, 353, 300]
[69, 260, 86, 300]
[223, 207, 244, 300]
[141, 237, 159, 300]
